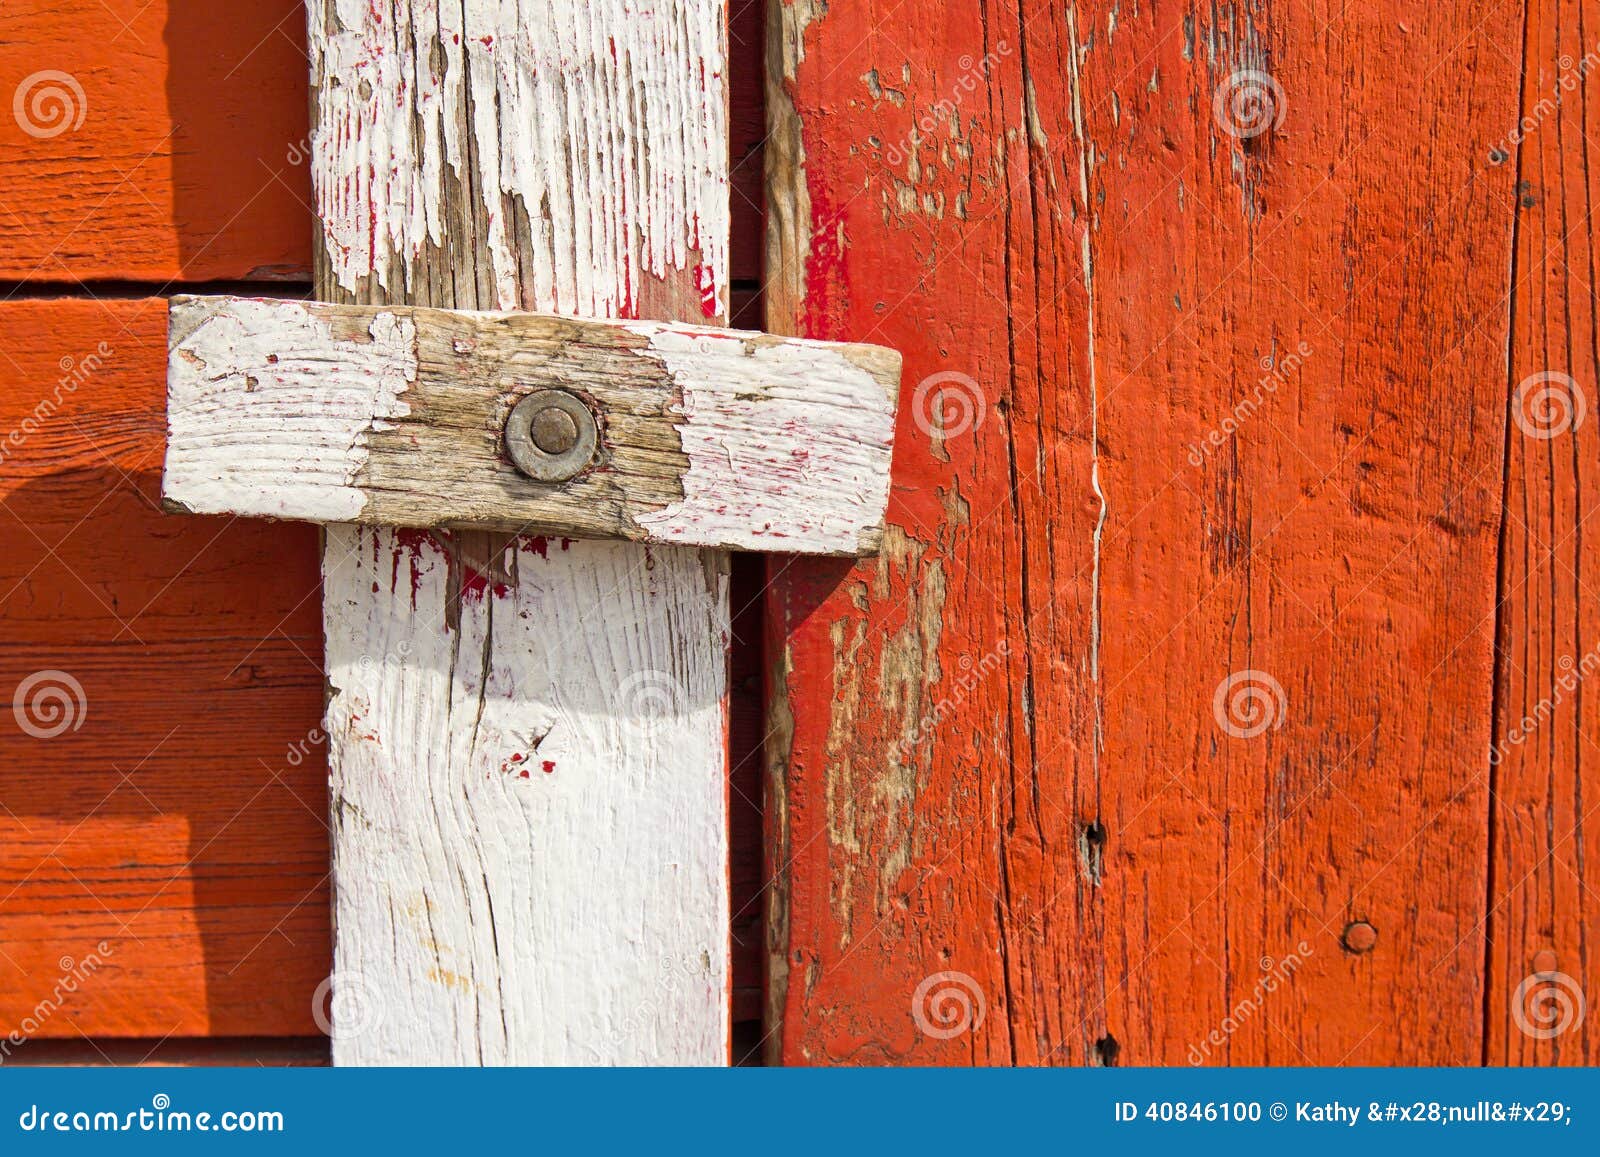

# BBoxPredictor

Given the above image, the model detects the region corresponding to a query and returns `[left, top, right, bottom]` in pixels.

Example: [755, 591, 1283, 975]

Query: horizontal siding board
[0, 0, 310, 281]
[0, 299, 328, 1038]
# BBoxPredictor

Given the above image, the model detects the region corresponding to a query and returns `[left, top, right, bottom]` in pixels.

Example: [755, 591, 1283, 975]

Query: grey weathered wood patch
[163, 295, 900, 555]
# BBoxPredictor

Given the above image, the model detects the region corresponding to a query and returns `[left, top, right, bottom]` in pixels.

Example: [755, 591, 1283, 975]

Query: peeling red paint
[799, 155, 849, 340]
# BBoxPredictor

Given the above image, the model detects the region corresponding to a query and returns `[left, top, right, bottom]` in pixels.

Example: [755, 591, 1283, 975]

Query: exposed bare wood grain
[0, 0, 763, 1050]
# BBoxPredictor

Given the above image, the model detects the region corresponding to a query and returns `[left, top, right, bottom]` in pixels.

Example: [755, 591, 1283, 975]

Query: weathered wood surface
[764, 0, 1522, 1063]
[1488, 0, 1600, 1064]
[306, 0, 733, 1063]
[0, 299, 329, 1040]
[163, 295, 898, 555]
[0, 0, 771, 1050]
[0, 0, 310, 280]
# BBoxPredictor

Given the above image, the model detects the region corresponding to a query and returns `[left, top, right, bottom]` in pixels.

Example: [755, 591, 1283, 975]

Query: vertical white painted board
[306, 0, 731, 1064]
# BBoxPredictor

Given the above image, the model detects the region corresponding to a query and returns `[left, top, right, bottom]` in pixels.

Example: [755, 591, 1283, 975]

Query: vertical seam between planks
[1483, 0, 1537, 1068]
[1064, 5, 1105, 810]
[986, 0, 1032, 1066]
[1065, 4, 1110, 1058]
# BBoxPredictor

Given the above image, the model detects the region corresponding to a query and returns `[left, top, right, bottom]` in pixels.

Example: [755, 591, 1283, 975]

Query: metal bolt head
[531, 406, 579, 455]
[1341, 920, 1378, 954]
[505, 389, 596, 483]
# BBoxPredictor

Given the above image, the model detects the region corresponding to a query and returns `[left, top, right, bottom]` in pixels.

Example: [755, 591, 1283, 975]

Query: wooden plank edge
[162, 294, 899, 556]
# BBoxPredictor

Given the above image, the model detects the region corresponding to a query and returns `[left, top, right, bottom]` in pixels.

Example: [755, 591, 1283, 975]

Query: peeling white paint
[165, 298, 415, 522]
[308, 0, 729, 319]
[627, 324, 897, 553]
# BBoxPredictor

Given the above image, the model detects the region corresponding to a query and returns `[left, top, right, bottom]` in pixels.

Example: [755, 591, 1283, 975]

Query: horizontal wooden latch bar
[163, 295, 901, 556]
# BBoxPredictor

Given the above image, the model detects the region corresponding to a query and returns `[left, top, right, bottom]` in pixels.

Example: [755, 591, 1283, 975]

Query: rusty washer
[504, 389, 597, 483]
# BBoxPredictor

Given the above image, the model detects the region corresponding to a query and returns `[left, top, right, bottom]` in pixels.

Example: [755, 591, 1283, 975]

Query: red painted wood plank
[0, 299, 329, 1039]
[765, 0, 1521, 1063]
[0, 0, 310, 281]
[1487, 0, 1600, 1064]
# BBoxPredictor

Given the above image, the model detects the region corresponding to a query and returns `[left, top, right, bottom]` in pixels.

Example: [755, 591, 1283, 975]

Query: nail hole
[1078, 820, 1107, 887]
[1093, 1034, 1120, 1066]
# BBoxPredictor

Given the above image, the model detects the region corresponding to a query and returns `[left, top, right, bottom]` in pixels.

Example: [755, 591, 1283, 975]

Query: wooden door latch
[162, 295, 901, 556]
